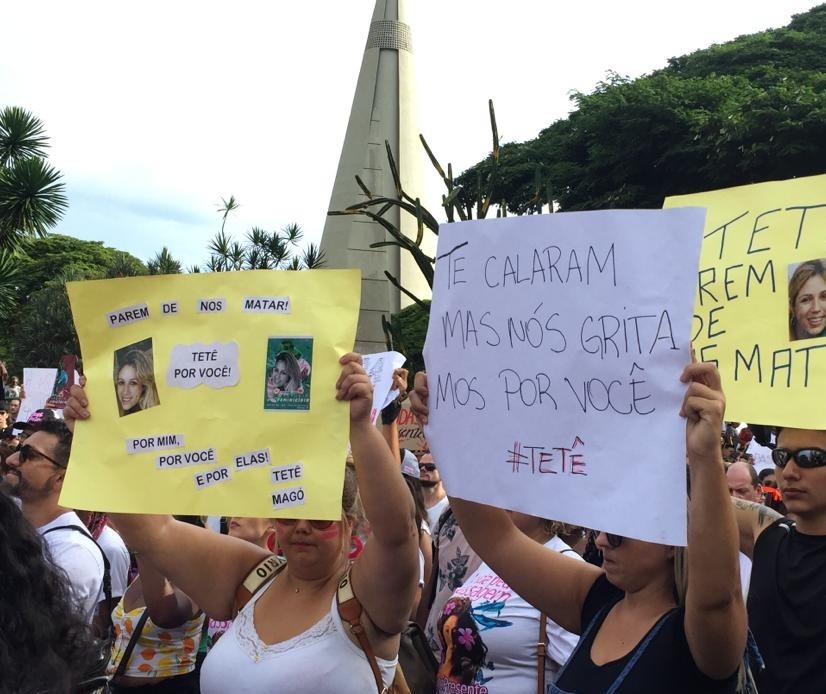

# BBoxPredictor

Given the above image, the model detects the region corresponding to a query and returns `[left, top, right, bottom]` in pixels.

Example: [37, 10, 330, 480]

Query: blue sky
[1, 0, 818, 267]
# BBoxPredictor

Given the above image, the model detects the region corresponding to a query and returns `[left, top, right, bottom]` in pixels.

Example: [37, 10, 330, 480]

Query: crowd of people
[0, 352, 824, 694]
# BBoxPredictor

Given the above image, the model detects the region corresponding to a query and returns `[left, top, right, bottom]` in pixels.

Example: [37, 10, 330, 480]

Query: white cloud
[1, 0, 818, 266]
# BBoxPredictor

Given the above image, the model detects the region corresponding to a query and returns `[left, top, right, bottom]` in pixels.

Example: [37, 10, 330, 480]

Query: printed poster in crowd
[45, 354, 76, 409]
[665, 173, 826, 429]
[423, 209, 704, 546]
[61, 269, 360, 518]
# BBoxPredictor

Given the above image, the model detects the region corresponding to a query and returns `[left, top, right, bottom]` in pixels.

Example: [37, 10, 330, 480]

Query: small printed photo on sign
[263, 337, 313, 411]
[114, 337, 160, 417]
[788, 258, 826, 341]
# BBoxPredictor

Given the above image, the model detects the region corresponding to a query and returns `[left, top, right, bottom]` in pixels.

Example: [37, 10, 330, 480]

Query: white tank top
[200, 579, 397, 693]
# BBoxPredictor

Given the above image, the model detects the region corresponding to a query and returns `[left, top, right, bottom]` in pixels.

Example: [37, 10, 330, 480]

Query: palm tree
[0, 107, 67, 252]
[0, 250, 21, 318]
[147, 247, 183, 275]
[207, 196, 323, 272]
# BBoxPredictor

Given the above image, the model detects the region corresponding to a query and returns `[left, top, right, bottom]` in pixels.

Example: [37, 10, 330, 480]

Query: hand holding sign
[680, 362, 726, 466]
[61, 269, 360, 518]
[336, 352, 374, 424]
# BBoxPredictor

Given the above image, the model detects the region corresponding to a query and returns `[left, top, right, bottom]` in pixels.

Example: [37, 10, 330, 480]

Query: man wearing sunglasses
[419, 453, 449, 532]
[732, 427, 826, 694]
[1, 418, 105, 626]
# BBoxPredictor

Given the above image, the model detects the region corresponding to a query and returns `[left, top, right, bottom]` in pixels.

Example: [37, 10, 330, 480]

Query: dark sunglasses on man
[590, 530, 625, 549]
[419, 463, 436, 472]
[14, 442, 66, 468]
[771, 447, 826, 469]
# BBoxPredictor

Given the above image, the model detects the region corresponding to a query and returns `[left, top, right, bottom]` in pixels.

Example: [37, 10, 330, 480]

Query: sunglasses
[600, 531, 624, 549]
[419, 463, 437, 472]
[275, 518, 336, 530]
[15, 443, 65, 468]
[772, 447, 826, 469]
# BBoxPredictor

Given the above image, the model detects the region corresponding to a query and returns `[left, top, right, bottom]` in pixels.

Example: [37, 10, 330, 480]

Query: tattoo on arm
[757, 503, 782, 531]
[731, 498, 782, 538]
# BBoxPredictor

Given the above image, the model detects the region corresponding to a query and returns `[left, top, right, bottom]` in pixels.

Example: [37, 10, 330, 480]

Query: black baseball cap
[12, 408, 58, 432]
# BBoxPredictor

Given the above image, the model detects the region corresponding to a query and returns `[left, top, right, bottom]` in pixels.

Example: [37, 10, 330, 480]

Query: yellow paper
[62, 269, 361, 517]
[665, 174, 826, 429]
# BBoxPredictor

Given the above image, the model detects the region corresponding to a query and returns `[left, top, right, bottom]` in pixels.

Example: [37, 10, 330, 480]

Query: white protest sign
[363, 351, 406, 424]
[17, 368, 58, 425]
[423, 209, 704, 546]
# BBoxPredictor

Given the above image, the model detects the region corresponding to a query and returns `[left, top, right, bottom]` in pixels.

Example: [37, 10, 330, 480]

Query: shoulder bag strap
[537, 612, 547, 694]
[43, 524, 113, 632]
[336, 570, 385, 694]
[233, 554, 287, 615]
[114, 607, 150, 678]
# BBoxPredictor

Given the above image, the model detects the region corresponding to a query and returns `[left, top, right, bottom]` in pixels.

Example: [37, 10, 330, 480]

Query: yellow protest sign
[665, 174, 826, 429]
[61, 269, 360, 517]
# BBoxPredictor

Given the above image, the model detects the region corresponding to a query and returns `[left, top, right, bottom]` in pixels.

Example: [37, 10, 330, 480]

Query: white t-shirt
[739, 551, 752, 599]
[435, 536, 582, 693]
[97, 525, 130, 601]
[427, 496, 450, 533]
[39, 511, 105, 623]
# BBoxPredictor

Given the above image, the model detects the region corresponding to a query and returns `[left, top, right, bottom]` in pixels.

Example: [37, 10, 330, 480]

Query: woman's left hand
[336, 352, 373, 423]
[679, 361, 725, 464]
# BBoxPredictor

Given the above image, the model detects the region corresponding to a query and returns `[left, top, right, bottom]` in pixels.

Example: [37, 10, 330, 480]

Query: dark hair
[758, 468, 776, 483]
[403, 475, 427, 538]
[437, 597, 488, 684]
[28, 419, 73, 468]
[749, 424, 775, 449]
[0, 490, 101, 693]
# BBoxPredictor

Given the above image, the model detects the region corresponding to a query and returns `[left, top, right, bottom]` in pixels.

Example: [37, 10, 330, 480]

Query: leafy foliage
[1, 235, 146, 371]
[0, 107, 67, 251]
[147, 246, 183, 275]
[457, 5, 826, 212]
[201, 196, 324, 271]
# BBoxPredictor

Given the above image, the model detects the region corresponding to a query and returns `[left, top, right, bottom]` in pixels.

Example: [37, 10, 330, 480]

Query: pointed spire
[321, 0, 433, 353]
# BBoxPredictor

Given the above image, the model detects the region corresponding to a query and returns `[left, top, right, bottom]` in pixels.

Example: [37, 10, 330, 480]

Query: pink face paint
[316, 524, 340, 540]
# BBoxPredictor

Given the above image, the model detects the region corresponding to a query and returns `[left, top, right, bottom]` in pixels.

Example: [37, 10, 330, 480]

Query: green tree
[203, 196, 325, 271]
[147, 246, 183, 275]
[1, 235, 146, 371]
[10, 270, 82, 368]
[0, 106, 67, 252]
[457, 4, 826, 212]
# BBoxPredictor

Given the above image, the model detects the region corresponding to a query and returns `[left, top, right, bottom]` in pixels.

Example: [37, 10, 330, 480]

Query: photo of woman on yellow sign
[264, 337, 313, 411]
[114, 337, 160, 416]
[788, 259, 826, 341]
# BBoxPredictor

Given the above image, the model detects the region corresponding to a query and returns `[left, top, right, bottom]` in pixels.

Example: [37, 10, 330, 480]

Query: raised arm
[137, 555, 199, 628]
[343, 354, 419, 635]
[65, 383, 269, 619]
[680, 362, 747, 679]
[409, 372, 601, 635]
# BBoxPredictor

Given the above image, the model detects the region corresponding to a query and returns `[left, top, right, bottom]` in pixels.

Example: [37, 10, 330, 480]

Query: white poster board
[423, 209, 704, 545]
[17, 368, 58, 426]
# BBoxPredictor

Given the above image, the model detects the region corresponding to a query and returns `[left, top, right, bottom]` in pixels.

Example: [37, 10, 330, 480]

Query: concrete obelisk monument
[320, 0, 432, 354]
